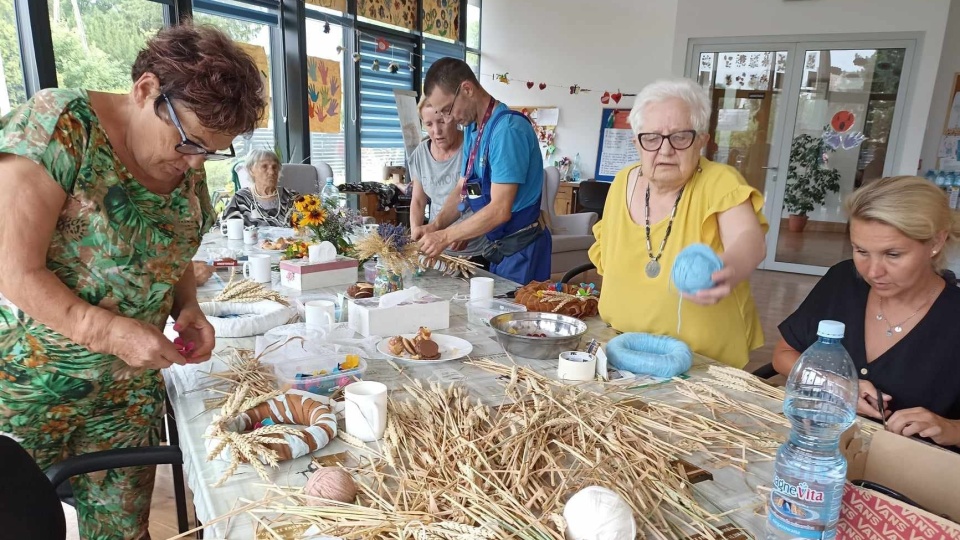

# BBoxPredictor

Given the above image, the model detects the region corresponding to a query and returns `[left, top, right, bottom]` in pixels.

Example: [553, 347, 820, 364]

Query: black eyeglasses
[159, 94, 236, 161]
[437, 83, 463, 119]
[637, 130, 698, 152]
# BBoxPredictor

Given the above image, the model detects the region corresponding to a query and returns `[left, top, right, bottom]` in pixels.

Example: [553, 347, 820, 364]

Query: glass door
[691, 46, 798, 270]
[690, 38, 915, 275]
[770, 45, 910, 272]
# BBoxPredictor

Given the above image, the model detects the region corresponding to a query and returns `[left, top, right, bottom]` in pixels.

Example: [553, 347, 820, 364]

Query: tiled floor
[147, 267, 820, 537]
[774, 226, 852, 268]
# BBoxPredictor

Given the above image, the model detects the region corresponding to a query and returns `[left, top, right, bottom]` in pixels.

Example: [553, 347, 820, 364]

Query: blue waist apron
[464, 110, 552, 284]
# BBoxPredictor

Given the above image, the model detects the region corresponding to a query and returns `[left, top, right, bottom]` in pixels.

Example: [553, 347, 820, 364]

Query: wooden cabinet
[345, 191, 397, 224]
[554, 183, 584, 215]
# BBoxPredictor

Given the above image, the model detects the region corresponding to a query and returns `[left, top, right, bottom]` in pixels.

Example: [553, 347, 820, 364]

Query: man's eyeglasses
[159, 94, 235, 161]
[637, 130, 697, 152]
[437, 83, 463, 119]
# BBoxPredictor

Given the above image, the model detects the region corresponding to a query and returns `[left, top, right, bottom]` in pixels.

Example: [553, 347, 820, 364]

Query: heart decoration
[600, 91, 611, 104]
[611, 90, 623, 104]
[539, 82, 547, 90]
[376, 37, 390, 53]
[526, 81, 534, 89]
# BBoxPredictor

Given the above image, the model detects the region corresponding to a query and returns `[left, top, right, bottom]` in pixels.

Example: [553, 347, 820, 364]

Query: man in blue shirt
[418, 58, 551, 284]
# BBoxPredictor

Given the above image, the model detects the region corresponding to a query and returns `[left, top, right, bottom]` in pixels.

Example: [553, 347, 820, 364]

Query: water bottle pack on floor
[767, 320, 859, 540]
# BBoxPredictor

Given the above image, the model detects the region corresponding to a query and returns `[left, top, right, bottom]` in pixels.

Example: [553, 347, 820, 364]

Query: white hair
[244, 148, 281, 172]
[628, 78, 710, 135]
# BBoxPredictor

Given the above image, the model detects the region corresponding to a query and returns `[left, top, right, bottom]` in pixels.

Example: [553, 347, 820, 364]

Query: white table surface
[165, 230, 785, 539]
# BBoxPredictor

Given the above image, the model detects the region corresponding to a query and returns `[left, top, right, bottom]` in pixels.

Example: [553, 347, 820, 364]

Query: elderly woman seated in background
[776, 176, 960, 449]
[588, 78, 768, 369]
[223, 148, 298, 226]
[409, 97, 488, 266]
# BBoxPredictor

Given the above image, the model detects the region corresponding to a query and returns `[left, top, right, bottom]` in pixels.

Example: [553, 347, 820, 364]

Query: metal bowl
[489, 312, 588, 360]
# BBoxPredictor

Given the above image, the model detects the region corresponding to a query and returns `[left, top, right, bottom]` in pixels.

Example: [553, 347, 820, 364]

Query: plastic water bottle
[571, 153, 582, 182]
[936, 170, 948, 192]
[925, 169, 937, 183]
[321, 177, 340, 207]
[950, 172, 960, 210]
[766, 320, 858, 540]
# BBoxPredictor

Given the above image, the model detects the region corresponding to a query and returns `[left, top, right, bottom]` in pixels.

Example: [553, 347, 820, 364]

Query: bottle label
[768, 474, 837, 540]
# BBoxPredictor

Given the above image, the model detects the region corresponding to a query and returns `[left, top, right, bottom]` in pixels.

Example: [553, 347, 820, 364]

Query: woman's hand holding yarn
[681, 264, 734, 305]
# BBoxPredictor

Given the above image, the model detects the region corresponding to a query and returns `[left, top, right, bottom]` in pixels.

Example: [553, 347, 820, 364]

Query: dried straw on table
[198, 347, 277, 411]
[354, 230, 419, 275]
[417, 253, 482, 279]
[204, 358, 793, 540]
[215, 273, 290, 305]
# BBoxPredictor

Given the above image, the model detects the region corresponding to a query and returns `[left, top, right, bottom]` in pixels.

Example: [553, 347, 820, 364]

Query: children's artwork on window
[235, 43, 270, 129]
[307, 57, 342, 134]
[423, 0, 460, 39]
[358, 0, 417, 31]
[305, 0, 347, 11]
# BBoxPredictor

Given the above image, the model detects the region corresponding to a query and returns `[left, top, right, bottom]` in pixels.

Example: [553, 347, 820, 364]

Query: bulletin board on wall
[509, 106, 559, 163]
[594, 108, 639, 181]
[937, 73, 960, 172]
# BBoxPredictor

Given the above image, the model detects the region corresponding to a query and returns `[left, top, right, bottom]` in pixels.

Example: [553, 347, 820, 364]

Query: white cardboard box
[348, 293, 450, 337]
[279, 257, 358, 291]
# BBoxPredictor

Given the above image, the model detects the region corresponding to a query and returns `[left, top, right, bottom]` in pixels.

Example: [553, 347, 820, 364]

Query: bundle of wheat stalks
[214, 273, 290, 305]
[226, 359, 791, 540]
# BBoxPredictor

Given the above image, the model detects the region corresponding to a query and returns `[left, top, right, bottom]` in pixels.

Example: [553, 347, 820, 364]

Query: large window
[305, 16, 347, 181]
[194, 4, 278, 195]
[466, 0, 480, 75]
[47, 0, 165, 93]
[0, 2, 27, 114]
[358, 30, 415, 182]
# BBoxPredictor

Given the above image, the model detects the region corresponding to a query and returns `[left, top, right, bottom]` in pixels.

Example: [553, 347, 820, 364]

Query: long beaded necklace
[875, 286, 939, 337]
[251, 184, 280, 222]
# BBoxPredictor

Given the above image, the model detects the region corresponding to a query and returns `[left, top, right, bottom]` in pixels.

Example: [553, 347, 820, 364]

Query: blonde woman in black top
[776, 176, 960, 448]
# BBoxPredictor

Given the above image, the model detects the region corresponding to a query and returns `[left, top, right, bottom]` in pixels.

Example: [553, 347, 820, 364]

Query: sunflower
[299, 207, 327, 228]
[294, 194, 321, 213]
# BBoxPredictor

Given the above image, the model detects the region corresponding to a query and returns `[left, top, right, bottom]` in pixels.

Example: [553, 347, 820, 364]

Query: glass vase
[373, 262, 403, 296]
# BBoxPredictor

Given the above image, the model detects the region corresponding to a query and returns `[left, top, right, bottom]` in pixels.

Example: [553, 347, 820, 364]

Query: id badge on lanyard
[458, 99, 497, 213]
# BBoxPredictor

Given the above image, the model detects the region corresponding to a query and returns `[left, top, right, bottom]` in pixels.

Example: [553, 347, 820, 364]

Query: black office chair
[750, 362, 779, 379]
[576, 181, 610, 220]
[561, 262, 597, 285]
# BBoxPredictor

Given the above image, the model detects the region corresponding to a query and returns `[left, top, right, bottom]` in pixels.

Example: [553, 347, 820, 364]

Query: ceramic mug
[304, 299, 336, 329]
[343, 381, 388, 442]
[221, 218, 244, 240]
[242, 254, 272, 284]
[243, 226, 259, 245]
[470, 277, 494, 300]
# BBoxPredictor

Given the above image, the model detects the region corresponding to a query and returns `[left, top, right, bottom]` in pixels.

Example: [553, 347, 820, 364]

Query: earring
[933, 250, 939, 256]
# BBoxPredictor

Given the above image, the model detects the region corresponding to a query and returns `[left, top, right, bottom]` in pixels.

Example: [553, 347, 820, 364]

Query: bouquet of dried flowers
[353, 223, 418, 274]
[291, 195, 363, 255]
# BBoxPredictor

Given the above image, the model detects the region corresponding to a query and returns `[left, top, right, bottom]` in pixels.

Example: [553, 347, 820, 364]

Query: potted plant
[783, 134, 842, 233]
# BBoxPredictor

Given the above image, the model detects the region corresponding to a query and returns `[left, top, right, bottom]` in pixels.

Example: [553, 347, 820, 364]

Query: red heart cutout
[526, 81, 534, 89]
[376, 37, 389, 52]
[538, 82, 547, 90]
[600, 91, 611, 104]
[611, 91, 623, 104]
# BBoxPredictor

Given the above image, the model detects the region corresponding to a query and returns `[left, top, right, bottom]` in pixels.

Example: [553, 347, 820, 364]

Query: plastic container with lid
[274, 353, 368, 395]
[466, 298, 527, 327]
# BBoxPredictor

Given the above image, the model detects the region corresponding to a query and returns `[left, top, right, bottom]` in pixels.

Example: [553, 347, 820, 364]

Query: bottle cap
[817, 320, 845, 339]
[326, 177, 334, 183]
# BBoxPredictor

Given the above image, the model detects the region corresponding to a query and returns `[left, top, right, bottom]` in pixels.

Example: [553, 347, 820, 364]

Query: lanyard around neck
[463, 98, 498, 182]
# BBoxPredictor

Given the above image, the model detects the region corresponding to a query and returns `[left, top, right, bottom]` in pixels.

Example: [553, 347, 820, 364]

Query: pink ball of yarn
[304, 467, 357, 505]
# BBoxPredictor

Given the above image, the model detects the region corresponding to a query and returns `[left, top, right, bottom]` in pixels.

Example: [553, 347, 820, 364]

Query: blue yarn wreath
[671, 243, 723, 295]
[606, 333, 693, 378]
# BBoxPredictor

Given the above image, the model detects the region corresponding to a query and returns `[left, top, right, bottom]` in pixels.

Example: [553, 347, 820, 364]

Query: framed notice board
[594, 108, 639, 181]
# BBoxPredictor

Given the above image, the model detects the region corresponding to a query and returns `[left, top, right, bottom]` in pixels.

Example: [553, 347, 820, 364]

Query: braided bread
[205, 390, 337, 462]
[513, 281, 600, 319]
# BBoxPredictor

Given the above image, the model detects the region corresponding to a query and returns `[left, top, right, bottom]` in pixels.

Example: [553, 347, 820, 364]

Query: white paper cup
[243, 227, 258, 245]
[222, 218, 244, 240]
[344, 381, 388, 442]
[242, 254, 272, 283]
[470, 277, 494, 300]
[558, 351, 597, 382]
[305, 299, 336, 329]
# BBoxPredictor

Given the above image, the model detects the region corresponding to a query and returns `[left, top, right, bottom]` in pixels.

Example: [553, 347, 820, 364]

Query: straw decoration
[214, 273, 291, 305]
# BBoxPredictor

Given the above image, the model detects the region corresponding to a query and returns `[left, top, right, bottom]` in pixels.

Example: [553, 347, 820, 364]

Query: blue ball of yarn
[671, 243, 723, 294]
[606, 333, 692, 379]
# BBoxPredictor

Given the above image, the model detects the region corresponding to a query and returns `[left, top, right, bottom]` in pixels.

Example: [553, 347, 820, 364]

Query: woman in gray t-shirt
[409, 99, 488, 261]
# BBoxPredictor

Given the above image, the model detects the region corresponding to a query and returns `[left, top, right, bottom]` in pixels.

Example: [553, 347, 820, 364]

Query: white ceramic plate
[376, 333, 473, 363]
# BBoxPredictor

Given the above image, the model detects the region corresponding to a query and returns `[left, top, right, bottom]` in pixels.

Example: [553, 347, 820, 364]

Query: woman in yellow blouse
[588, 78, 768, 368]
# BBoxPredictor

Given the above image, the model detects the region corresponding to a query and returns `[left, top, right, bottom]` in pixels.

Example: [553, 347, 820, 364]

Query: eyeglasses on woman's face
[636, 130, 697, 152]
[159, 94, 236, 161]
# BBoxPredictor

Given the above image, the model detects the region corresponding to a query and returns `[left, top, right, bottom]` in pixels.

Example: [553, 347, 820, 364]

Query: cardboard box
[837, 427, 960, 538]
[347, 293, 449, 337]
[279, 257, 358, 291]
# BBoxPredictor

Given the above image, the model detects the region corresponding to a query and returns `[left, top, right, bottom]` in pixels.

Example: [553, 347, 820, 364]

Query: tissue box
[280, 257, 358, 291]
[348, 292, 450, 337]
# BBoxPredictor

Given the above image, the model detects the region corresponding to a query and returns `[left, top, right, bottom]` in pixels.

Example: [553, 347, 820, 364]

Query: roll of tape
[558, 351, 597, 382]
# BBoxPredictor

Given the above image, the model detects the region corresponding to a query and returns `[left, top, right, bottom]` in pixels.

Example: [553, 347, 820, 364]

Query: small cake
[346, 282, 374, 299]
[387, 336, 404, 356]
[415, 338, 440, 360]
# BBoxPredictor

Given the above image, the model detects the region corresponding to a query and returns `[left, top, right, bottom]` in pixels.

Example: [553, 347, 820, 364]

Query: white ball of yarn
[563, 486, 636, 540]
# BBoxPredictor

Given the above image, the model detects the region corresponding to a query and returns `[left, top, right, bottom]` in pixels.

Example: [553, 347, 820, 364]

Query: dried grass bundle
[354, 224, 419, 275]
[215, 274, 291, 306]
[418, 253, 482, 279]
[198, 347, 277, 411]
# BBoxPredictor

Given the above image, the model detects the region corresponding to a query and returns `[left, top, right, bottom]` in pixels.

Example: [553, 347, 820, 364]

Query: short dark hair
[132, 23, 267, 136]
[424, 57, 480, 97]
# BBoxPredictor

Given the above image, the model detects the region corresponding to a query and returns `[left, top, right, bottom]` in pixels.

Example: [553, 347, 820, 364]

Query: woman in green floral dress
[0, 24, 266, 540]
